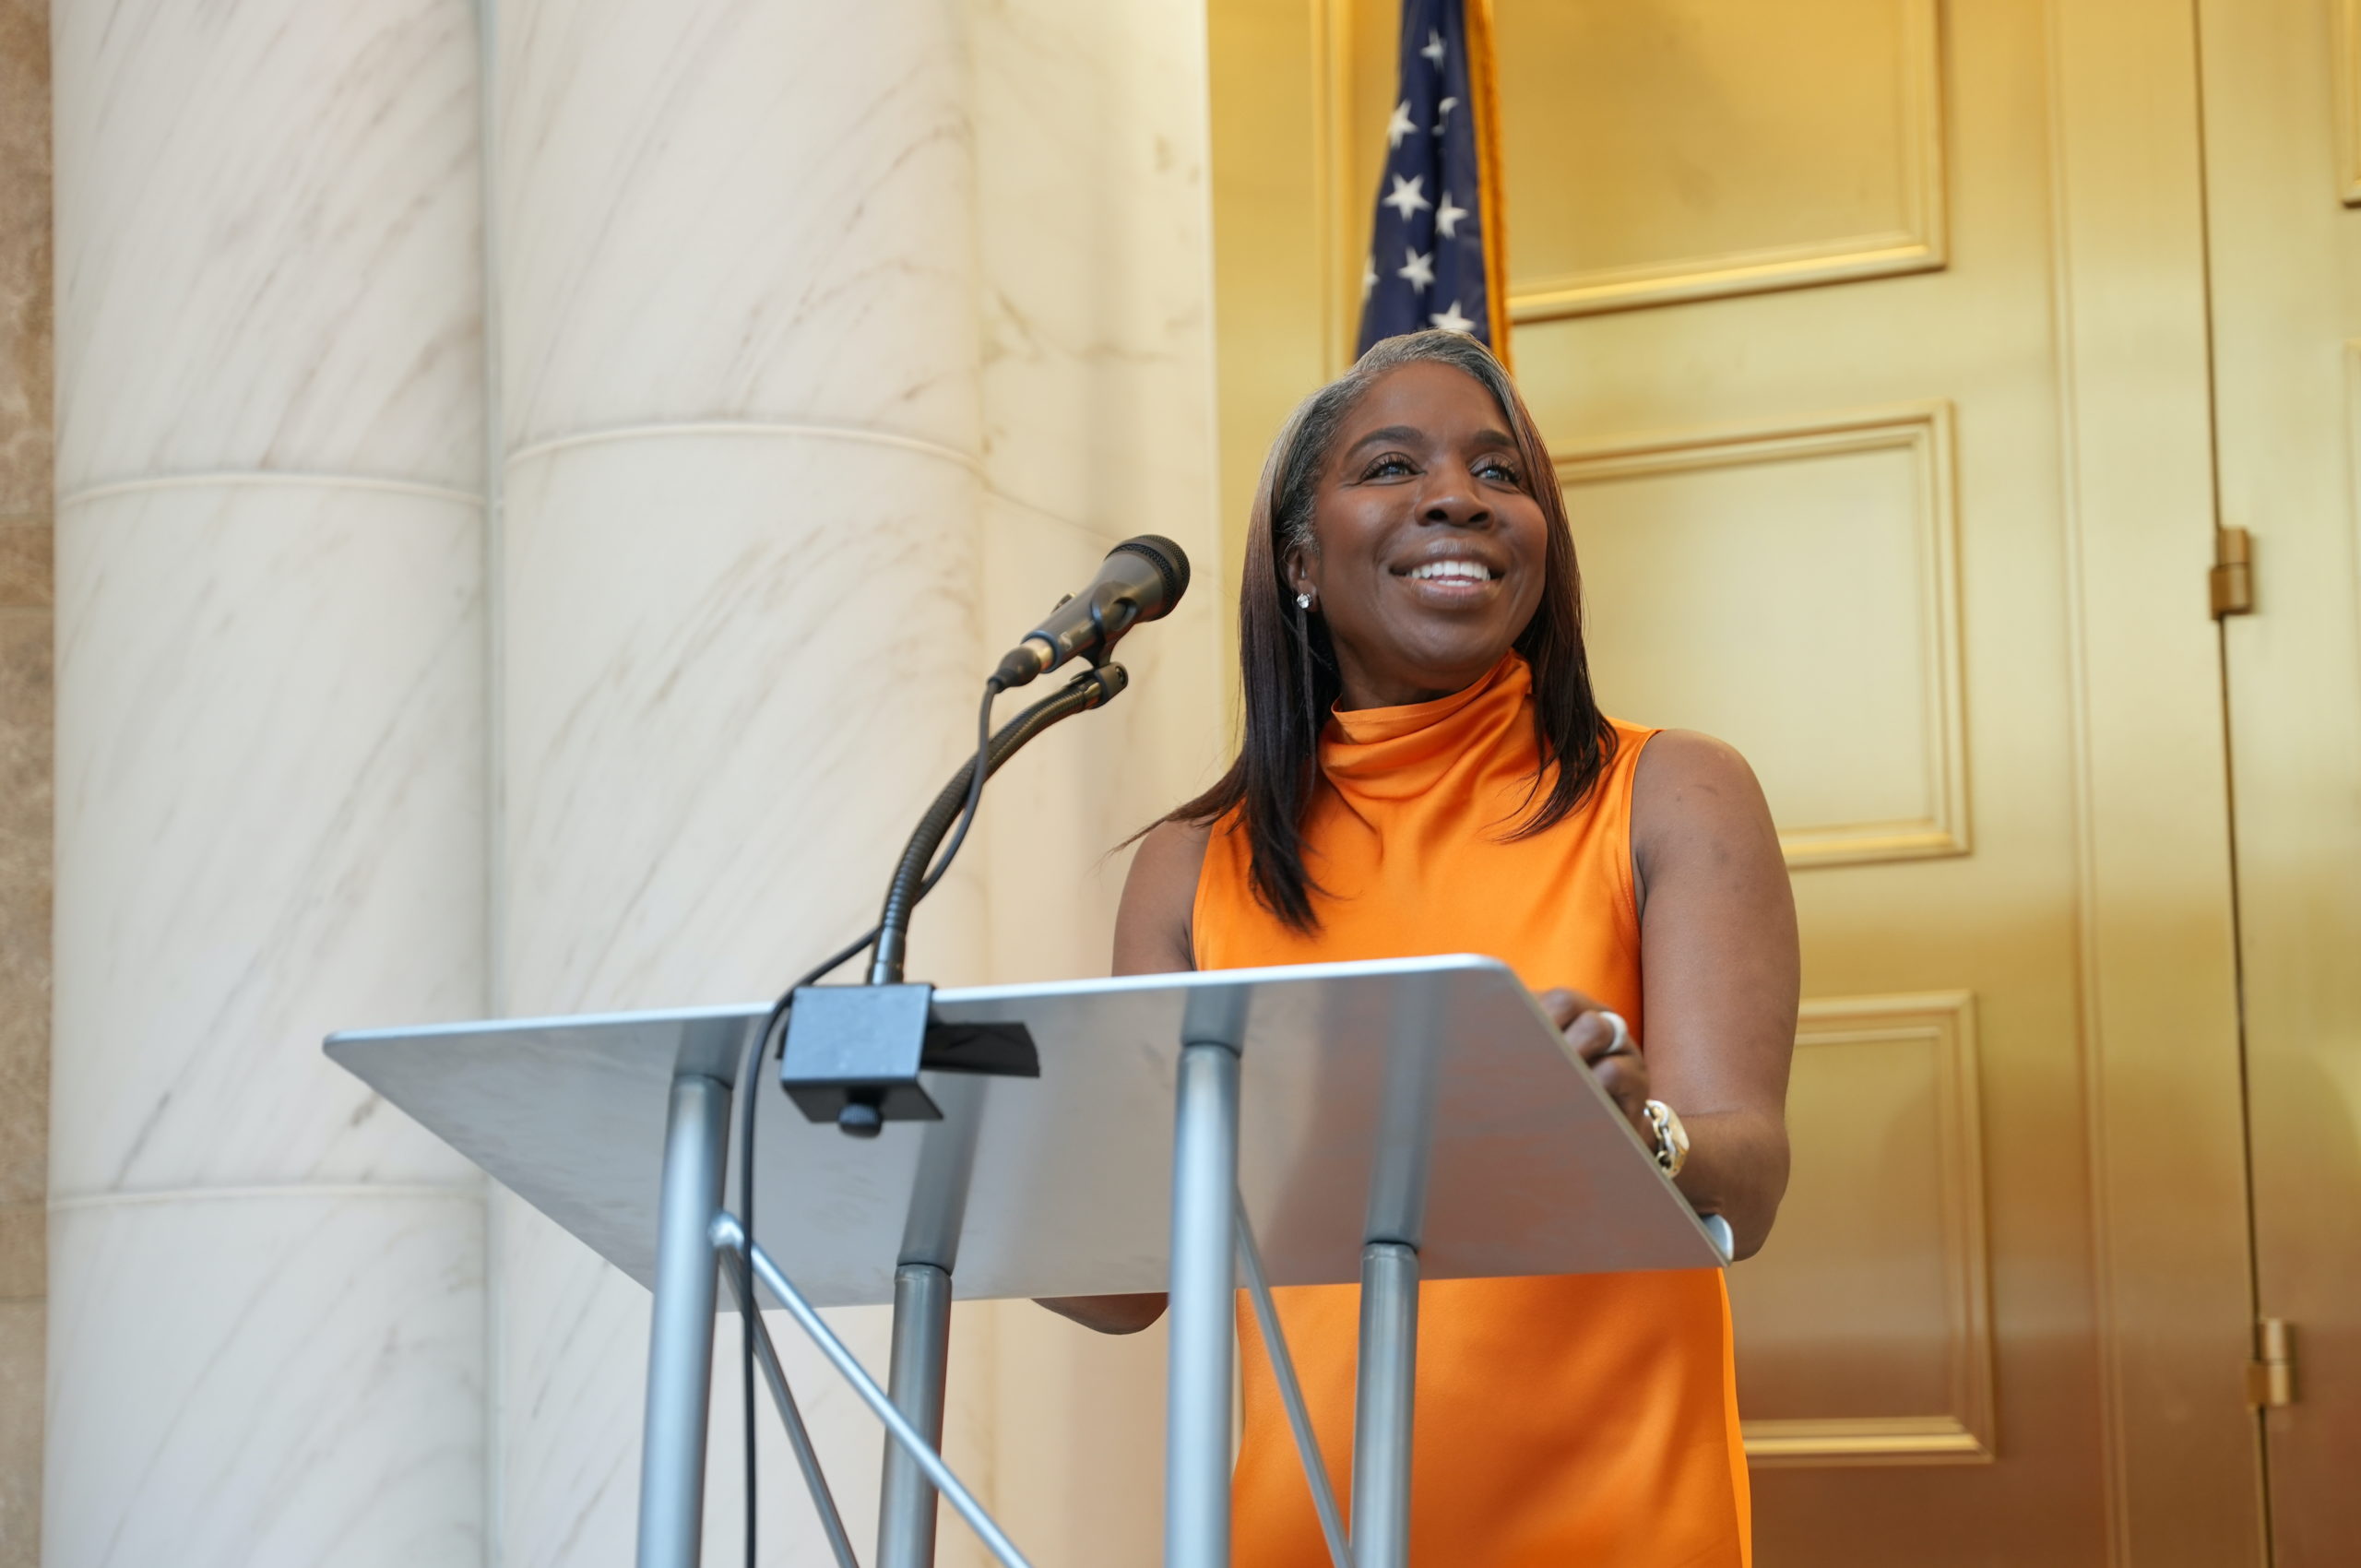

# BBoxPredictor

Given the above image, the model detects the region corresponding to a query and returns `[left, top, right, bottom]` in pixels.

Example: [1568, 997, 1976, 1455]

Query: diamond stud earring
[1296, 591, 1313, 610]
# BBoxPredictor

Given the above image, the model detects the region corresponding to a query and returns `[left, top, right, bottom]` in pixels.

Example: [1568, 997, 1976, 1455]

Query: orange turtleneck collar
[1319, 649, 1539, 804]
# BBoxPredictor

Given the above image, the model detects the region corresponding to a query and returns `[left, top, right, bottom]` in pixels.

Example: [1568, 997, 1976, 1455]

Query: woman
[1049, 330, 1797, 1565]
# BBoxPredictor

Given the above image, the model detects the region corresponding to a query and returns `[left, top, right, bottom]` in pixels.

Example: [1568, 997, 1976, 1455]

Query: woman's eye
[1365, 455, 1416, 479]
[1476, 457, 1521, 485]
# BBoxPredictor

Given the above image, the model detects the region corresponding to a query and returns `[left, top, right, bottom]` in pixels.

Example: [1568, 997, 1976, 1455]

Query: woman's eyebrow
[1344, 424, 1426, 456]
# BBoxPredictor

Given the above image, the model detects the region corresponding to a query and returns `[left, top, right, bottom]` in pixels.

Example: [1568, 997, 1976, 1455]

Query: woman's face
[1289, 361, 1550, 709]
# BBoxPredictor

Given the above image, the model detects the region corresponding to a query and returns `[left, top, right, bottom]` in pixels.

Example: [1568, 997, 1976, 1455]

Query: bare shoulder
[1630, 730, 1782, 885]
[1633, 729, 1768, 817]
[1128, 816, 1215, 896]
[1113, 816, 1214, 975]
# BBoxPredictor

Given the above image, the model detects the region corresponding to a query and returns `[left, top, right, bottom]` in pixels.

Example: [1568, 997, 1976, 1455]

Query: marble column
[45, 2, 488, 1564]
[490, 0, 991, 1562]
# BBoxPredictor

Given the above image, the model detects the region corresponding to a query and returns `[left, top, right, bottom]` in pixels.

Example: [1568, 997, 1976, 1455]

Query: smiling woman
[1042, 331, 1798, 1566]
[1179, 333, 1624, 932]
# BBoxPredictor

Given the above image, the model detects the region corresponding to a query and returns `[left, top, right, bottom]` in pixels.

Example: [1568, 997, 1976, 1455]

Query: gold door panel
[1492, 0, 1947, 318]
[1559, 403, 1965, 866]
[1733, 992, 1994, 1465]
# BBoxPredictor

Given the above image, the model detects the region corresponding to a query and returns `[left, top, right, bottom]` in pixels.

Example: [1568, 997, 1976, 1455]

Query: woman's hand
[1536, 986, 1653, 1139]
[1034, 1293, 1169, 1335]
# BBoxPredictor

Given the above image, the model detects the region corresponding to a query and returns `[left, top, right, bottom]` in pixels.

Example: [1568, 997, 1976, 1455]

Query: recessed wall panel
[1730, 993, 1996, 1464]
[1493, 0, 1946, 316]
[1558, 404, 1965, 867]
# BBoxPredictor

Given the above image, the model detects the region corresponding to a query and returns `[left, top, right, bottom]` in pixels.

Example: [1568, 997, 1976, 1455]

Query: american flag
[1356, 0, 1510, 360]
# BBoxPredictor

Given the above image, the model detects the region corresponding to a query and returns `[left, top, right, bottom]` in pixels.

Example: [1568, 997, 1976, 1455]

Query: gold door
[1209, 0, 2265, 1561]
[2195, 1, 2361, 1561]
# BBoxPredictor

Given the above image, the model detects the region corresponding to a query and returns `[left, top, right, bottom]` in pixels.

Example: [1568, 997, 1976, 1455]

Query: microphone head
[1106, 534, 1191, 621]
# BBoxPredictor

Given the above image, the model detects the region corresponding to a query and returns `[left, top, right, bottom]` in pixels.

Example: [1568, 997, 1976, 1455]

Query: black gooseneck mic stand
[731, 654, 1133, 1568]
[867, 659, 1128, 986]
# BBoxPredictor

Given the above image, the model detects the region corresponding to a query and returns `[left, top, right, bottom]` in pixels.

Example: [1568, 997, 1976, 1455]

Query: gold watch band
[1643, 1098, 1690, 1178]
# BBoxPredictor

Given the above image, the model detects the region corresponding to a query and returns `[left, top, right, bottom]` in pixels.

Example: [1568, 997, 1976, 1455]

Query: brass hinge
[2247, 1316, 2296, 1408]
[2211, 527, 2256, 618]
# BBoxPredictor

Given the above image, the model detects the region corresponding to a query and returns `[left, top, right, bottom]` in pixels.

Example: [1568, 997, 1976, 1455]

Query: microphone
[991, 535, 1191, 688]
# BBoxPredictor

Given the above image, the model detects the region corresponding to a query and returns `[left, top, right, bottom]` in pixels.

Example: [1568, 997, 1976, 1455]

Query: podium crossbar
[718, 1263, 859, 1568]
[1237, 1201, 1350, 1568]
[712, 1216, 1033, 1568]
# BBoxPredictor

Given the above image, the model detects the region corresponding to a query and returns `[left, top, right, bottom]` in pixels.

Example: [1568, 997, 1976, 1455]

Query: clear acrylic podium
[326, 953, 1729, 1568]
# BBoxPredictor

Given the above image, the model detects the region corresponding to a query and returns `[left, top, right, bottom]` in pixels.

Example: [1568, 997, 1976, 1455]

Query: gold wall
[1204, 1, 2319, 1562]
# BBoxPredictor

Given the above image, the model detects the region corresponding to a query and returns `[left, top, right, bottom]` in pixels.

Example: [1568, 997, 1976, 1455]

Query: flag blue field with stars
[1356, 0, 1507, 359]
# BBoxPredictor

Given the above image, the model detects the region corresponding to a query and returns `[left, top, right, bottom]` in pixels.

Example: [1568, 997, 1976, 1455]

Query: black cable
[869, 669, 1125, 985]
[868, 682, 1005, 984]
[735, 677, 1002, 1568]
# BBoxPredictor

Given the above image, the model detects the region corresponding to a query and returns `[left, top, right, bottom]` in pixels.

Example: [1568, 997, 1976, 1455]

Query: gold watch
[1642, 1099, 1690, 1178]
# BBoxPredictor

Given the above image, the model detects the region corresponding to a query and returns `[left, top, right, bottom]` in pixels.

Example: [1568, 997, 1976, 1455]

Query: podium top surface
[326, 955, 1725, 1307]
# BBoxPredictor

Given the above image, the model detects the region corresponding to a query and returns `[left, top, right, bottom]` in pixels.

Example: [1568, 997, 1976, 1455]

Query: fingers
[1536, 985, 1608, 1031]
[1534, 988, 1639, 1084]
[1562, 1005, 1631, 1065]
[1554, 1002, 1652, 1132]
[1590, 1052, 1652, 1133]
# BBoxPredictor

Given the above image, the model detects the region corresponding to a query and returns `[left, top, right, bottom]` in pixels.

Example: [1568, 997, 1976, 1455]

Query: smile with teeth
[1405, 559, 1499, 582]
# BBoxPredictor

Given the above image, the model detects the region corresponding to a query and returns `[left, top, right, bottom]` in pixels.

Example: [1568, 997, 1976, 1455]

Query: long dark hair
[1168, 329, 1615, 930]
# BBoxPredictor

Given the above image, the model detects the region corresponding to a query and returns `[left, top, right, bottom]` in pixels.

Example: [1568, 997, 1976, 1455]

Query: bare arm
[1536, 732, 1796, 1259]
[1623, 730, 1798, 1259]
[1109, 817, 1207, 977]
[1033, 817, 1208, 1334]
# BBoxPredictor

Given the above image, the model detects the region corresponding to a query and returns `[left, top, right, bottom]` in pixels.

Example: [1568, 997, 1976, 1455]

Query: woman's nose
[1420, 475, 1490, 526]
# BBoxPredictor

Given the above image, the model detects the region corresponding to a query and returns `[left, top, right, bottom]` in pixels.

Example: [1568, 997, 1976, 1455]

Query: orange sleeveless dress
[1193, 651, 1750, 1567]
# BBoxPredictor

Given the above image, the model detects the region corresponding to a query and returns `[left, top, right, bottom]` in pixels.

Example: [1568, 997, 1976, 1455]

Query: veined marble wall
[0, 0, 49, 1559]
[969, 0, 1222, 1559]
[42, 0, 1222, 1559]
[488, 0, 1221, 1559]
[46, 0, 488, 1563]
[490, 0, 991, 1558]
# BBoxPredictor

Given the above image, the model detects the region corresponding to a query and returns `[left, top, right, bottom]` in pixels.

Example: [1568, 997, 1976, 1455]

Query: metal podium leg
[879, 1261, 954, 1568]
[636, 1069, 732, 1568]
[1349, 1241, 1418, 1568]
[718, 1218, 1034, 1568]
[1167, 1039, 1241, 1568]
